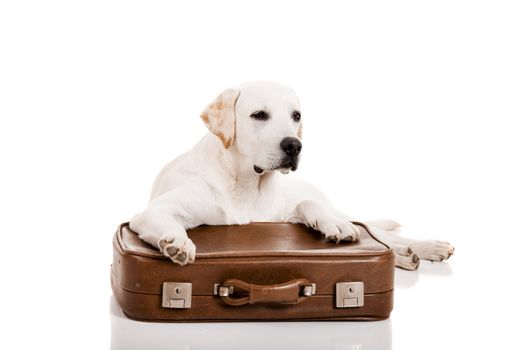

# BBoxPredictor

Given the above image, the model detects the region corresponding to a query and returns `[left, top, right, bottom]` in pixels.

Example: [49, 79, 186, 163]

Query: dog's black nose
[280, 137, 302, 157]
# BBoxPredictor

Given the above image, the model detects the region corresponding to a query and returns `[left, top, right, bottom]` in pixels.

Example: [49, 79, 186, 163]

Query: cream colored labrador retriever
[130, 81, 454, 270]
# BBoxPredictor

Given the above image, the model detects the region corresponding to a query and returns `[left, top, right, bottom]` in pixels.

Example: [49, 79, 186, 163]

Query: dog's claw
[396, 253, 420, 270]
[341, 233, 359, 243]
[316, 217, 360, 244]
[326, 235, 341, 243]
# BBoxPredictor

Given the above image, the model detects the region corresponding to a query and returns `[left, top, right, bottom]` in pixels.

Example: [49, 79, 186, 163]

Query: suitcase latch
[336, 282, 364, 308]
[162, 282, 192, 308]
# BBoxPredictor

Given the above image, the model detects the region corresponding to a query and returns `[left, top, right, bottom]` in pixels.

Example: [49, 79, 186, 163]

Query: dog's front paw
[409, 240, 454, 262]
[158, 236, 196, 266]
[314, 217, 360, 243]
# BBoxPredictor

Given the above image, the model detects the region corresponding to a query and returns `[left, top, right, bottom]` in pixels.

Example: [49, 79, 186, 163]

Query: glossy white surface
[111, 296, 392, 350]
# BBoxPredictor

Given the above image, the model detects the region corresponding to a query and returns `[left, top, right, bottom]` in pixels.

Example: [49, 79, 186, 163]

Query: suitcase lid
[117, 222, 391, 259]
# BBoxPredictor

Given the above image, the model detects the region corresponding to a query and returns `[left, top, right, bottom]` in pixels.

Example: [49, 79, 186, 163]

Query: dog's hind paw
[159, 236, 196, 266]
[394, 246, 420, 270]
[409, 240, 454, 262]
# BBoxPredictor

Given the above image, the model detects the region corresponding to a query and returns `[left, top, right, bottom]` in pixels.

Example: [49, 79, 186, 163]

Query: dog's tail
[362, 219, 401, 231]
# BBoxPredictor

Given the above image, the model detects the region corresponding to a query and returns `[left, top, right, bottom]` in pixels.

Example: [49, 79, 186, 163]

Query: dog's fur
[130, 81, 454, 270]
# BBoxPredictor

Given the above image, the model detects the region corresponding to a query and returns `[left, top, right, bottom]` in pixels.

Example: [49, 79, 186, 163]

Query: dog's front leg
[129, 186, 216, 266]
[287, 200, 361, 243]
[130, 205, 195, 266]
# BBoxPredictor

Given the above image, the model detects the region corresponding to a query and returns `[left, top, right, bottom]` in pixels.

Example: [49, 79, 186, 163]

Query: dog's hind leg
[363, 219, 402, 231]
[369, 226, 455, 268]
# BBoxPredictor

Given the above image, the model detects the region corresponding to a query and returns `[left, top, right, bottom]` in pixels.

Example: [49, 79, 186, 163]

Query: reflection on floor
[110, 296, 392, 350]
[395, 260, 453, 289]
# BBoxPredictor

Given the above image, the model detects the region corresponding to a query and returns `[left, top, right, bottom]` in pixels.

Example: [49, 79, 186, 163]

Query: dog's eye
[292, 111, 301, 122]
[250, 110, 269, 121]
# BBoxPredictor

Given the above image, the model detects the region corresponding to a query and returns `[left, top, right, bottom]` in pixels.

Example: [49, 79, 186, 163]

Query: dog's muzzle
[253, 137, 302, 174]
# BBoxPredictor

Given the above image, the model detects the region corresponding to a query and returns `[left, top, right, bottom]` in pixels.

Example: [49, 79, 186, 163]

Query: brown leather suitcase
[111, 221, 395, 322]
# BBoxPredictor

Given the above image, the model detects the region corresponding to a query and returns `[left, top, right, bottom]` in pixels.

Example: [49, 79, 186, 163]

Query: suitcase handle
[214, 278, 316, 306]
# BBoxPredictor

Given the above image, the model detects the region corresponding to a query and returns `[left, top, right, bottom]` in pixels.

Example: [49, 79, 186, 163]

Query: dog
[130, 81, 454, 270]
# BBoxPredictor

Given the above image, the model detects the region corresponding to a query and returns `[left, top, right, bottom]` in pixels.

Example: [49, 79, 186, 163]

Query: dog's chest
[217, 186, 284, 224]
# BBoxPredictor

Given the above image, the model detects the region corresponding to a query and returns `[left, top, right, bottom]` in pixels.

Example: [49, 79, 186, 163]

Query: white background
[1, 1, 524, 349]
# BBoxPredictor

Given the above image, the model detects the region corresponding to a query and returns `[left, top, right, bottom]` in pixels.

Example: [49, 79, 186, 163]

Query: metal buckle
[213, 283, 234, 296]
[336, 282, 364, 308]
[162, 282, 192, 308]
[302, 284, 316, 296]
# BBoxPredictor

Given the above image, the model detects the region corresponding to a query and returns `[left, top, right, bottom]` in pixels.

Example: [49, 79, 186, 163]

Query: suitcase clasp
[162, 282, 192, 308]
[336, 282, 364, 308]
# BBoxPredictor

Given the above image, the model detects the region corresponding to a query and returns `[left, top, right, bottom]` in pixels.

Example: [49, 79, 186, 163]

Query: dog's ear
[200, 88, 240, 149]
[297, 123, 303, 139]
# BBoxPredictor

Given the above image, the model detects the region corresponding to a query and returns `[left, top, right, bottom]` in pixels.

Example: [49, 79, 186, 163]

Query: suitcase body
[111, 222, 395, 322]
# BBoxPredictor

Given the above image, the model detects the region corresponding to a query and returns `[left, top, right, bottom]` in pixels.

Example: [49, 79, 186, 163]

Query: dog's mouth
[253, 157, 299, 175]
[282, 157, 298, 171]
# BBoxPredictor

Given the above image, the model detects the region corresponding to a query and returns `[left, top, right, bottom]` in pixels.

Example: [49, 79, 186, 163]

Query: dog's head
[201, 81, 303, 175]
